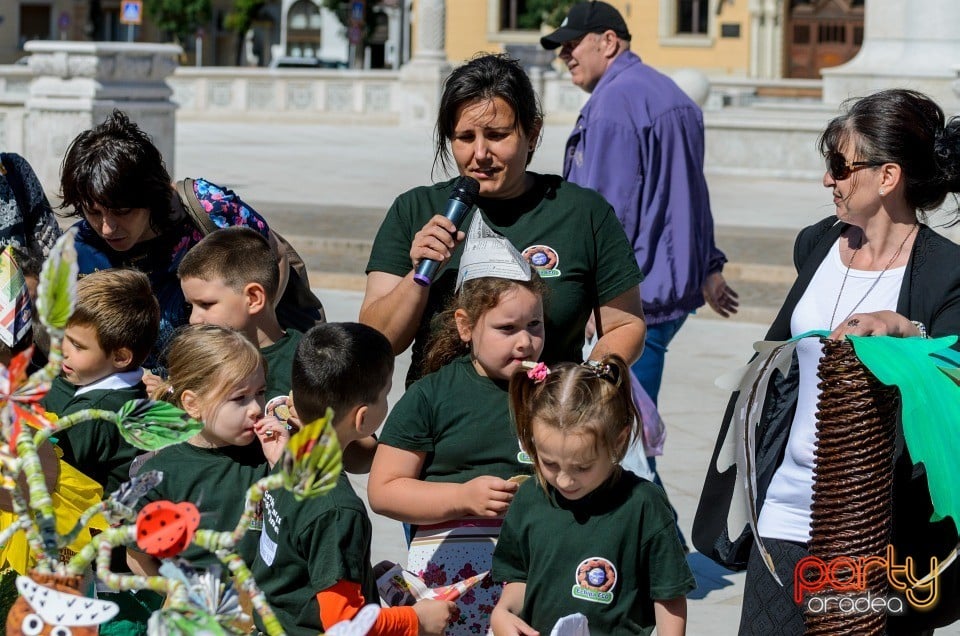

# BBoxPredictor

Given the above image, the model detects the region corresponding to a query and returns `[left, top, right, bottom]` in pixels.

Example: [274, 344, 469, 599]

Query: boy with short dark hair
[179, 228, 378, 472]
[177, 226, 298, 400]
[252, 323, 456, 636]
[41, 268, 160, 493]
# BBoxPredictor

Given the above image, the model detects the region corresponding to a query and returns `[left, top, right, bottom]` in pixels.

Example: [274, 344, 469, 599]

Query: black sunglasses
[827, 153, 884, 181]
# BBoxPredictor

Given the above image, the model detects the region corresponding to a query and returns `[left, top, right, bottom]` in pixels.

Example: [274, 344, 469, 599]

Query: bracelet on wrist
[910, 320, 928, 339]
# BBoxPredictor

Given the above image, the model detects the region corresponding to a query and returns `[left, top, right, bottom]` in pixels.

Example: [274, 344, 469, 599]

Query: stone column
[398, 0, 450, 125]
[22, 41, 181, 189]
[822, 0, 960, 111]
[749, 0, 784, 79]
[764, 0, 783, 80]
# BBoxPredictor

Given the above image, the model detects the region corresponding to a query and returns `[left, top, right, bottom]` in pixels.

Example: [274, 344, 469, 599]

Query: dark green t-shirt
[262, 329, 302, 400]
[41, 375, 146, 493]
[378, 356, 533, 484]
[251, 471, 378, 636]
[367, 174, 642, 385]
[492, 472, 696, 635]
[137, 443, 269, 568]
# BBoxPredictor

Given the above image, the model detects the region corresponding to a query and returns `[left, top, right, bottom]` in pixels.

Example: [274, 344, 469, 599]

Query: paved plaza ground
[176, 120, 960, 634]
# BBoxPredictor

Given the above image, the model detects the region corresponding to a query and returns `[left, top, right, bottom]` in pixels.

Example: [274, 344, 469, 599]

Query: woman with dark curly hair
[59, 110, 321, 370]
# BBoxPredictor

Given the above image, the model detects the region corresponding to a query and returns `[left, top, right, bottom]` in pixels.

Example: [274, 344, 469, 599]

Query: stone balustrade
[0, 43, 832, 180]
[0, 65, 32, 151]
[168, 67, 403, 123]
[15, 41, 180, 189]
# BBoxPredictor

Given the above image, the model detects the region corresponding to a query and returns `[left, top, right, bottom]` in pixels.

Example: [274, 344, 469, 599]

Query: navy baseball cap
[540, 1, 632, 50]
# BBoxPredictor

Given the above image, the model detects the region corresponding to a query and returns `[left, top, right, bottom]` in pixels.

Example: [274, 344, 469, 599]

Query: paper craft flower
[280, 408, 342, 501]
[136, 501, 201, 559]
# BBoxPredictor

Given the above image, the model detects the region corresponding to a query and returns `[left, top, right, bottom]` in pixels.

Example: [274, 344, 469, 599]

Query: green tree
[322, 0, 375, 35]
[225, 0, 266, 64]
[144, 0, 211, 45]
[519, 0, 575, 29]
[322, 0, 376, 67]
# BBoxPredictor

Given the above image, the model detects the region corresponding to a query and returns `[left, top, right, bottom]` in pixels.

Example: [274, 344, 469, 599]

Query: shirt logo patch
[517, 439, 533, 464]
[522, 245, 561, 278]
[572, 556, 618, 604]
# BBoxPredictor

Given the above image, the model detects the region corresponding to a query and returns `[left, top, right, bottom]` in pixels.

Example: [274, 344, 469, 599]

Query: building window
[677, 0, 708, 34]
[817, 22, 845, 43]
[19, 4, 52, 44]
[500, 0, 537, 30]
[659, 0, 713, 45]
[287, 0, 322, 57]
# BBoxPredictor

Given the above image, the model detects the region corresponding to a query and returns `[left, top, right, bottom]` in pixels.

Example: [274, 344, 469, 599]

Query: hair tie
[523, 361, 550, 383]
[581, 359, 620, 385]
[166, 385, 174, 396]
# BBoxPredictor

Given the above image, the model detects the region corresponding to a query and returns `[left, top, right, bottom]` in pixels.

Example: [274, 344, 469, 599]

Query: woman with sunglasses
[695, 88, 960, 634]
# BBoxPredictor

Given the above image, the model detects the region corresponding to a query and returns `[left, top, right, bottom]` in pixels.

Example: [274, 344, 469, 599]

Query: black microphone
[413, 176, 481, 287]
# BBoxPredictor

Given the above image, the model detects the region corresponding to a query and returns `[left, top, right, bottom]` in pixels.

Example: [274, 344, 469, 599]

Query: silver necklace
[829, 224, 917, 329]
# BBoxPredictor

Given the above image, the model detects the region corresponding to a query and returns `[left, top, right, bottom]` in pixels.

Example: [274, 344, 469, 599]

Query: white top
[74, 368, 144, 396]
[758, 239, 905, 543]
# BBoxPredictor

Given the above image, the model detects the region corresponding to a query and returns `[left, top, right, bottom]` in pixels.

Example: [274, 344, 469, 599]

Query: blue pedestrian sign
[120, 0, 143, 25]
[351, 1, 365, 21]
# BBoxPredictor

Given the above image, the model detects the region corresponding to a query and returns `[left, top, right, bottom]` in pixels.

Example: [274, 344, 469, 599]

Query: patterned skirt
[408, 517, 503, 636]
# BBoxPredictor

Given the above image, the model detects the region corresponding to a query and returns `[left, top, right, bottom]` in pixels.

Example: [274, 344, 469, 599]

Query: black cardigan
[693, 217, 960, 629]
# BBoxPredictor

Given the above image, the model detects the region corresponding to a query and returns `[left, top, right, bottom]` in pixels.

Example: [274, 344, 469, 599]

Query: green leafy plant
[224, 0, 266, 64]
[521, 0, 576, 29]
[144, 0, 211, 46]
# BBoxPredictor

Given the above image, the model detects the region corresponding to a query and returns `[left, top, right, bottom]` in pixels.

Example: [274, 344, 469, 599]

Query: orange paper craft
[135, 500, 200, 558]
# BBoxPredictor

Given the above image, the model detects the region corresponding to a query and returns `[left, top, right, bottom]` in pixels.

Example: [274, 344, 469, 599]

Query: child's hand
[412, 599, 457, 636]
[490, 607, 539, 636]
[286, 398, 303, 432]
[255, 415, 289, 467]
[461, 476, 519, 517]
[142, 370, 164, 396]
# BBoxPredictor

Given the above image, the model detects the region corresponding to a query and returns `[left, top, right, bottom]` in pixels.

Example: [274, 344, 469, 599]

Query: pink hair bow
[524, 362, 549, 383]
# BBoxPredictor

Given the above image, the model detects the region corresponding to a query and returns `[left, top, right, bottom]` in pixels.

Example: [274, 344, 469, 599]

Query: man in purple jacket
[543, 0, 739, 540]
[542, 0, 738, 401]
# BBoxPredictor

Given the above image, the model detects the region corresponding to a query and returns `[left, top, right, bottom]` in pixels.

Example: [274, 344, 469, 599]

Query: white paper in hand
[550, 612, 590, 636]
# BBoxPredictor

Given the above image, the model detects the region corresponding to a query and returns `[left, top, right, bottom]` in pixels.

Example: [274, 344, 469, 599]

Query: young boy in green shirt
[178, 227, 376, 472]
[41, 268, 160, 493]
[177, 226, 299, 400]
[251, 323, 456, 636]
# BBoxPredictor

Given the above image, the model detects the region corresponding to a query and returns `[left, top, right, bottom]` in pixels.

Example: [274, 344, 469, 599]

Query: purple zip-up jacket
[563, 50, 726, 325]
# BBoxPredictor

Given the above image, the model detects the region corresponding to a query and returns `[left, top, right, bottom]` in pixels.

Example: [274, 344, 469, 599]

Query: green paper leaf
[35, 231, 78, 331]
[151, 608, 228, 635]
[115, 399, 203, 451]
[848, 335, 960, 535]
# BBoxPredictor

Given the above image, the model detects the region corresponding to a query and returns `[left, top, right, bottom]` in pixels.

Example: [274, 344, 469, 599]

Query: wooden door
[786, 0, 864, 79]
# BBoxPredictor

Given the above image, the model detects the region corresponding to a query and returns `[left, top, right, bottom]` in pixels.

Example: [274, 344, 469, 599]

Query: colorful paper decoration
[136, 501, 201, 559]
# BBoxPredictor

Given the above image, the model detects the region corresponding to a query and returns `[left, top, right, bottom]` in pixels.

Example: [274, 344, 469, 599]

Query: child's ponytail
[422, 307, 469, 376]
[151, 380, 175, 403]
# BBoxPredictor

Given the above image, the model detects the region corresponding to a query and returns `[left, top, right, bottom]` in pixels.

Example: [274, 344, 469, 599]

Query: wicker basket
[803, 338, 899, 635]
